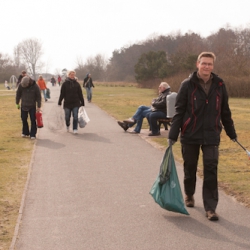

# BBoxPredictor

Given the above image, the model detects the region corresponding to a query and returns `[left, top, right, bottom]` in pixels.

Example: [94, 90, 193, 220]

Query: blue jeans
[131, 105, 151, 133]
[41, 90, 46, 101]
[21, 107, 37, 137]
[86, 87, 93, 102]
[64, 107, 79, 130]
[146, 111, 166, 134]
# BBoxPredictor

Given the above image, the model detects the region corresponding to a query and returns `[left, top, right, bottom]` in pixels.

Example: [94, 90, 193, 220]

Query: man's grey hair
[160, 82, 170, 89]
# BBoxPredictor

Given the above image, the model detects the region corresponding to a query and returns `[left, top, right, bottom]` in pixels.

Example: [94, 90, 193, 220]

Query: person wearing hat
[16, 76, 41, 139]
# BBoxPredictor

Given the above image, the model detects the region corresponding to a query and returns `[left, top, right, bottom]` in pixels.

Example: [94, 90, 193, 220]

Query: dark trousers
[181, 144, 219, 212]
[146, 111, 166, 134]
[21, 107, 37, 137]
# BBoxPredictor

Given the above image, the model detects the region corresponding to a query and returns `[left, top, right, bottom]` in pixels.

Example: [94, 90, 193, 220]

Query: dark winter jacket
[168, 72, 236, 145]
[16, 79, 41, 110]
[58, 77, 85, 109]
[151, 88, 171, 114]
[83, 76, 94, 88]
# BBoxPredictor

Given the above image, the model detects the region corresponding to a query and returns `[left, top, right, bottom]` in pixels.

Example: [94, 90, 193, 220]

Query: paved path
[12, 85, 250, 250]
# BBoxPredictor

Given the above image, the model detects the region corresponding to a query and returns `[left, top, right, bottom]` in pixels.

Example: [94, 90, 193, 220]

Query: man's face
[196, 57, 214, 77]
[69, 72, 76, 79]
[158, 85, 166, 93]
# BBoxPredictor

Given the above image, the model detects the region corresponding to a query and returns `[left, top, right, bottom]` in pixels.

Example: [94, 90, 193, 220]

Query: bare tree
[17, 38, 44, 79]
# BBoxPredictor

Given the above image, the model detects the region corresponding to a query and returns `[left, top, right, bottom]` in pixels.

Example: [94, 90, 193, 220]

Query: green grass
[0, 84, 35, 250]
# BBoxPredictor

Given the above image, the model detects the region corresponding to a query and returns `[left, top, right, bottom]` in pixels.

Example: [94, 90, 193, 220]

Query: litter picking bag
[78, 107, 90, 128]
[150, 146, 189, 215]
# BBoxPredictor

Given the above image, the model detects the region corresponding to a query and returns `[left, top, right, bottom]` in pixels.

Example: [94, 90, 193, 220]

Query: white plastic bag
[78, 107, 90, 128]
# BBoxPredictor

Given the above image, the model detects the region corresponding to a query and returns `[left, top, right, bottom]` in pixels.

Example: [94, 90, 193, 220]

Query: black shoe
[117, 121, 129, 131]
[148, 132, 161, 136]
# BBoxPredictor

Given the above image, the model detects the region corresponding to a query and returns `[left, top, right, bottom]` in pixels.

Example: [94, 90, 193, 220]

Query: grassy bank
[0, 86, 35, 250]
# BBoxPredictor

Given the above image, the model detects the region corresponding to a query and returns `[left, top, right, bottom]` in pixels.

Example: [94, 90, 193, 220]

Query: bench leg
[158, 121, 168, 130]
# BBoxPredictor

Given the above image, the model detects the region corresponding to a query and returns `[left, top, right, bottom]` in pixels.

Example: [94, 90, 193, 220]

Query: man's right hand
[168, 139, 176, 146]
[16, 104, 20, 109]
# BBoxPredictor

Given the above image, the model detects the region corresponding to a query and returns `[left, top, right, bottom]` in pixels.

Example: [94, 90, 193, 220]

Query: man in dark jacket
[16, 75, 41, 139]
[83, 73, 95, 103]
[16, 70, 26, 88]
[168, 52, 237, 221]
[58, 70, 85, 134]
[146, 82, 171, 136]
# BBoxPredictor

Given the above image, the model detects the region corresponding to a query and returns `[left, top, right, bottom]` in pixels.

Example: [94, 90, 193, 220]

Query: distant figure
[5, 81, 10, 90]
[50, 76, 56, 86]
[16, 70, 26, 88]
[83, 73, 95, 102]
[57, 75, 62, 86]
[37, 75, 48, 102]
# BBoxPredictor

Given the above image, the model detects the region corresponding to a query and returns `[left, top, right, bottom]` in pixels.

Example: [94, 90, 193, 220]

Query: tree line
[1, 26, 250, 97]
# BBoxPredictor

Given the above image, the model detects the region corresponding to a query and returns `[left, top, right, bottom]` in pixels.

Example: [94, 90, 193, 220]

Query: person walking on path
[16, 70, 26, 88]
[16, 75, 41, 139]
[57, 75, 62, 86]
[50, 76, 56, 86]
[117, 82, 171, 134]
[168, 52, 237, 221]
[58, 70, 85, 134]
[37, 75, 48, 102]
[83, 73, 94, 102]
[146, 82, 171, 136]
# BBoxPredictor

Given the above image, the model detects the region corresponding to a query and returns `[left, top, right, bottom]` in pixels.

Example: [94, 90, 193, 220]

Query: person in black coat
[83, 73, 94, 102]
[168, 52, 237, 221]
[58, 70, 85, 134]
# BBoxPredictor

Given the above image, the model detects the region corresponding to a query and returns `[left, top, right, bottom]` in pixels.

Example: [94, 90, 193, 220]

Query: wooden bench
[157, 118, 172, 130]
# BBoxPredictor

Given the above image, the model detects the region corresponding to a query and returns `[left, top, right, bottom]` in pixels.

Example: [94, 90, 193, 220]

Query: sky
[1, 0, 250, 74]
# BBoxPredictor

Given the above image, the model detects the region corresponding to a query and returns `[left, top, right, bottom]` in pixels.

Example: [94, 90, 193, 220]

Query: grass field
[0, 82, 249, 249]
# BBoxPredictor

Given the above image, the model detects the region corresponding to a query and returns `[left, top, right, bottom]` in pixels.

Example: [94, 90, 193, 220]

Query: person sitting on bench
[117, 82, 171, 134]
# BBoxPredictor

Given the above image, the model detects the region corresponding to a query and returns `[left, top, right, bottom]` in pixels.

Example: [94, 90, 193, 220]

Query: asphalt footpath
[11, 85, 250, 250]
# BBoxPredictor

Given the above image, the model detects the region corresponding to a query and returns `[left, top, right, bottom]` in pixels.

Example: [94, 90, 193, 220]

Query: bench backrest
[166, 92, 177, 118]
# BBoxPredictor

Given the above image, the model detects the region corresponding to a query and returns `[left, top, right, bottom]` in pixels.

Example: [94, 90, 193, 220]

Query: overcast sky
[1, 0, 250, 74]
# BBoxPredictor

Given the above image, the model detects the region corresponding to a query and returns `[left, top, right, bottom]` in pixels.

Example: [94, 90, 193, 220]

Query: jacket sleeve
[78, 84, 85, 106]
[220, 85, 237, 139]
[168, 81, 188, 141]
[58, 84, 65, 105]
[151, 95, 166, 110]
[16, 85, 22, 104]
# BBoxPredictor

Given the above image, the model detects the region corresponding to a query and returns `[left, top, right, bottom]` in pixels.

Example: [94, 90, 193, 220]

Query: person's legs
[201, 145, 219, 212]
[29, 107, 37, 138]
[72, 107, 79, 130]
[86, 88, 91, 102]
[133, 107, 151, 133]
[64, 108, 71, 128]
[41, 90, 46, 101]
[147, 111, 166, 134]
[182, 144, 200, 197]
[21, 109, 29, 136]
[89, 87, 93, 102]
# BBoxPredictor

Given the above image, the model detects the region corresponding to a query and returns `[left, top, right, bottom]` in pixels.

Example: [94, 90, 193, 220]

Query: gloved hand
[231, 137, 237, 142]
[16, 104, 20, 109]
[168, 139, 176, 146]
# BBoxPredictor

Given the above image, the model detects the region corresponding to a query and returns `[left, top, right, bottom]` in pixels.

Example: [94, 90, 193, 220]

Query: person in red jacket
[37, 75, 48, 102]
[57, 75, 62, 86]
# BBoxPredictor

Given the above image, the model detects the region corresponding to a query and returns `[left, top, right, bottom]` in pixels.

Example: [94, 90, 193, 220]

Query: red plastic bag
[36, 111, 43, 128]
